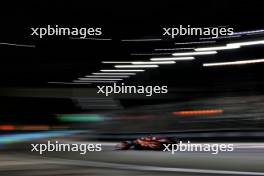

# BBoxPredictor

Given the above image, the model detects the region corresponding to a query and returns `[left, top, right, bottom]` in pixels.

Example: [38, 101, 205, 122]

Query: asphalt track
[1, 141, 264, 176]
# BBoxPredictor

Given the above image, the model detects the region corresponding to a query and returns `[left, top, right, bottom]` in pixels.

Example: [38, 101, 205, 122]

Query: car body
[116, 136, 177, 150]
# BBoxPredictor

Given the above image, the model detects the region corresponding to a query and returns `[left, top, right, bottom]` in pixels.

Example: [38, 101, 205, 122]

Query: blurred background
[1, 0, 264, 175]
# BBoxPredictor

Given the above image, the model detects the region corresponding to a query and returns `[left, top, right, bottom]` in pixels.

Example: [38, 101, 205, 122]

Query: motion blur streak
[57, 114, 105, 122]
[0, 125, 68, 131]
[0, 131, 81, 144]
[203, 58, 264, 67]
[22, 157, 264, 176]
[173, 109, 223, 116]
[17, 125, 50, 131]
[233, 29, 264, 35]
[172, 51, 217, 56]
[113, 115, 158, 120]
[0, 125, 15, 131]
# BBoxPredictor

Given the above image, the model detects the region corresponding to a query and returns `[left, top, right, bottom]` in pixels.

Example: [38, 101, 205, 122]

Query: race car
[115, 136, 177, 150]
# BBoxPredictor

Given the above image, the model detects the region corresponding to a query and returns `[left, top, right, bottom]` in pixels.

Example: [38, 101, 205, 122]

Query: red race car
[116, 136, 177, 150]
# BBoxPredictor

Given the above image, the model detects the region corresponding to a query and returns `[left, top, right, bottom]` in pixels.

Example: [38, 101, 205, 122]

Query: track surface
[1, 141, 264, 176]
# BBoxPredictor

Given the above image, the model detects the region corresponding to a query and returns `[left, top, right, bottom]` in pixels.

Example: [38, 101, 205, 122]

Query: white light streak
[195, 45, 240, 51]
[114, 65, 159, 68]
[92, 73, 136, 75]
[78, 78, 123, 81]
[150, 57, 195, 61]
[203, 59, 264, 67]
[100, 69, 145, 72]
[48, 82, 92, 85]
[121, 38, 162, 42]
[132, 61, 175, 64]
[154, 48, 194, 51]
[0, 42, 35, 48]
[227, 40, 264, 47]
[102, 61, 132, 64]
[130, 53, 172, 56]
[175, 41, 216, 45]
[85, 75, 130, 78]
[74, 80, 117, 83]
[172, 51, 217, 56]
